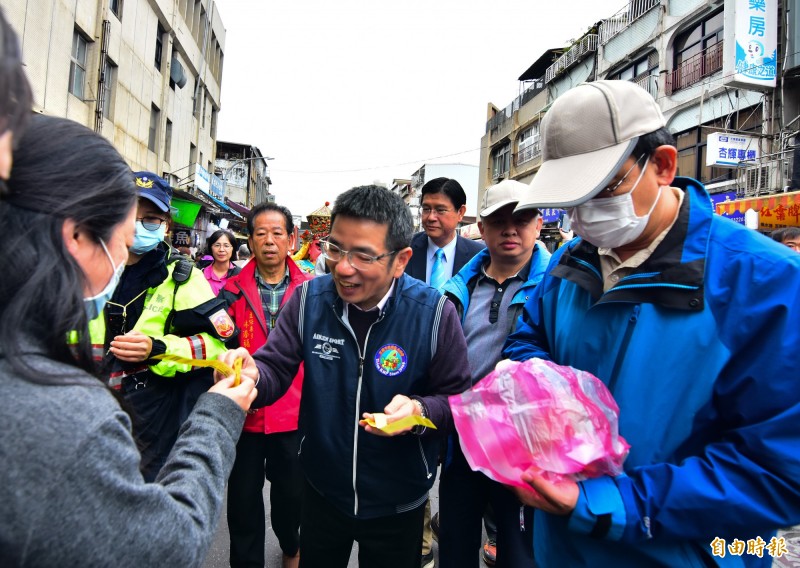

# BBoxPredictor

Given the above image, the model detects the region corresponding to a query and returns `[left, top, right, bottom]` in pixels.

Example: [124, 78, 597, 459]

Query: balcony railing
[600, 0, 661, 44]
[487, 109, 512, 132]
[666, 41, 724, 95]
[631, 73, 659, 99]
[516, 140, 542, 166]
[545, 34, 599, 84]
[485, 79, 546, 133]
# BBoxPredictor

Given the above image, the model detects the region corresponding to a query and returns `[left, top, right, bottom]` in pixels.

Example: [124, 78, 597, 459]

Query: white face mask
[84, 239, 125, 321]
[567, 157, 662, 249]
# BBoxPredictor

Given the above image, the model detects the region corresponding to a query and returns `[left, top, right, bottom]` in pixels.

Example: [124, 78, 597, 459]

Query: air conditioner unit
[741, 162, 786, 196]
[170, 58, 187, 89]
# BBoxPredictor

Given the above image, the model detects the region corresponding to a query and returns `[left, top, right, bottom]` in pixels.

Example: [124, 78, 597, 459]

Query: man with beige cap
[438, 180, 550, 568]
[502, 80, 800, 566]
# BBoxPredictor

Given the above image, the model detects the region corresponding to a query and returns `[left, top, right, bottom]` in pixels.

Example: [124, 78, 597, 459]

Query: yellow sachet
[362, 413, 437, 434]
[151, 353, 242, 386]
[233, 358, 242, 387]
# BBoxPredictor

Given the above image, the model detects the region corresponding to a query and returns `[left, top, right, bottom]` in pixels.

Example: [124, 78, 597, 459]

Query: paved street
[202, 485, 800, 568]
[203, 477, 443, 568]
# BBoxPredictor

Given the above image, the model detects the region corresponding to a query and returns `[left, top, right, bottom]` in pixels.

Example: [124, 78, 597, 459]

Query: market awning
[715, 190, 800, 229]
[202, 190, 242, 220]
[226, 199, 251, 217]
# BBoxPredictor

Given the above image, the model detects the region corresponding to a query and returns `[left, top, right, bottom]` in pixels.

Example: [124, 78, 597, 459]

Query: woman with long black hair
[0, 11, 255, 566]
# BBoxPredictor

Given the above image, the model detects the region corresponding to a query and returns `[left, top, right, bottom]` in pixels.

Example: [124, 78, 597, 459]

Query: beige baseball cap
[515, 80, 666, 211]
[480, 179, 535, 218]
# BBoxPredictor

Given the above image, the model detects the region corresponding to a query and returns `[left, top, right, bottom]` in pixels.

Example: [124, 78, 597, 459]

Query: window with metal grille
[516, 124, 541, 166]
[102, 59, 116, 119]
[69, 30, 88, 99]
[492, 145, 511, 179]
[609, 52, 659, 99]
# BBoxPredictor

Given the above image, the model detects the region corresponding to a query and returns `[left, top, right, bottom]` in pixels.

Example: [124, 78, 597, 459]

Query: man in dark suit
[406, 177, 485, 289]
[405, 177, 484, 568]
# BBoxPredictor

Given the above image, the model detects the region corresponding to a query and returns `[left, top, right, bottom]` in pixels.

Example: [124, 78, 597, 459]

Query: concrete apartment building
[5, 0, 225, 183]
[480, 0, 800, 232]
[214, 141, 272, 209]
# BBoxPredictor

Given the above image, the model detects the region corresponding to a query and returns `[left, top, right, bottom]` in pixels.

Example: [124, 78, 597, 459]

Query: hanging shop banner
[723, 0, 777, 89]
[705, 133, 760, 167]
[194, 164, 210, 193]
[172, 229, 193, 247]
[709, 191, 738, 207]
[539, 208, 563, 224]
[172, 198, 202, 228]
[210, 173, 225, 200]
[715, 190, 800, 229]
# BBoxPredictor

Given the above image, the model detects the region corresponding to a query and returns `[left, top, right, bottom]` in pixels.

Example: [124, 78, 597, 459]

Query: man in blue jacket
[219, 185, 471, 568]
[501, 80, 800, 567]
[439, 180, 550, 568]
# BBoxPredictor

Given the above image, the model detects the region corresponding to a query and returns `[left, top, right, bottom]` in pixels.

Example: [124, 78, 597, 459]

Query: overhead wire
[266, 48, 800, 177]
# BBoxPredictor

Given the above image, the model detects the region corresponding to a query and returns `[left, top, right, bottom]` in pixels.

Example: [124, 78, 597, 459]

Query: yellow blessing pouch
[151, 353, 243, 386]
[362, 412, 437, 434]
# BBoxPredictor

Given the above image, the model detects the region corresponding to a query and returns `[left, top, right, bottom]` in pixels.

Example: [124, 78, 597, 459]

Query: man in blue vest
[219, 185, 471, 568]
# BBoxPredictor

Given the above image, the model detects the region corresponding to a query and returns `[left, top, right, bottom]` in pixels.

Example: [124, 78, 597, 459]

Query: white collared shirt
[425, 234, 458, 285]
[343, 279, 396, 322]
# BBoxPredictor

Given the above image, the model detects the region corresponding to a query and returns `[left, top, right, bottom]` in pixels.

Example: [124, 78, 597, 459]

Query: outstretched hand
[208, 376, 257, 412]
[360, 394, 418, 437]
[510, 468, 579, 516]
[214, 348, 258, 385]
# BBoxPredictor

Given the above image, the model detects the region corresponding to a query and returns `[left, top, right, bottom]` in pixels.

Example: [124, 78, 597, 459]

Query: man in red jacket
[221, 203, 311, 568]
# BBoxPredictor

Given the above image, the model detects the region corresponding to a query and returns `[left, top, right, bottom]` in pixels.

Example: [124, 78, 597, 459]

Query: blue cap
[134, 171, 172, 212]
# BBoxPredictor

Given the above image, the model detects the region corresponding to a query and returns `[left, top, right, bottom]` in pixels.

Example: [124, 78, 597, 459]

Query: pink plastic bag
[450, 358, 629, 489]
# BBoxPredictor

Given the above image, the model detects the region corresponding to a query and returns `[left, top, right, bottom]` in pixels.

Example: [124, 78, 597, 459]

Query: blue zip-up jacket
[443, 242, 551, 331]
[503, 179, 800, 567]
[250, 274, 471, 519]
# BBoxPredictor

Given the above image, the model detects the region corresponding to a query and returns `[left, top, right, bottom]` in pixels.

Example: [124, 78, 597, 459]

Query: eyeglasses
[420, 207, 454, 217]
[320, 239, 396, 271]
[137, 216, 168, 231]
[212, 243, 233, 250]
[601, 154, 647, 194]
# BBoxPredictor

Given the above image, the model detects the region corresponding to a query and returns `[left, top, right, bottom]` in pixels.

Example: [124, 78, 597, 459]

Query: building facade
[479, 0, 800, 231]
[214, 141, 272, 209]
[6, 0, 225, 181]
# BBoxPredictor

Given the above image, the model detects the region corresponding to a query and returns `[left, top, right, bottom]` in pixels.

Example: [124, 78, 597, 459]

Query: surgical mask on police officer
[130, 221, 165, 254]
[567, 157, 662, 249]
[84, 239, 125, 321]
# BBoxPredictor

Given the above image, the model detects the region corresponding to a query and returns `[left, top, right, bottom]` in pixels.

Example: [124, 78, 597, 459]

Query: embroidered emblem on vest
[210, 308, 235, 338]
[374, 344, 408, 377]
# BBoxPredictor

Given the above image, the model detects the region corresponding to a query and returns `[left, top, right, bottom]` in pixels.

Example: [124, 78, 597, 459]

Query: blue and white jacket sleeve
[502, 270, 554, 363]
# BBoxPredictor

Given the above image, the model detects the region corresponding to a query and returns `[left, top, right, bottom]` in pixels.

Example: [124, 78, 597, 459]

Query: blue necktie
[430, 248, 446, 290]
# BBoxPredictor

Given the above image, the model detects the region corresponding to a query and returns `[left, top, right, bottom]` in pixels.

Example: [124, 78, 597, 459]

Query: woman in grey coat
[0, 14, 256, 565]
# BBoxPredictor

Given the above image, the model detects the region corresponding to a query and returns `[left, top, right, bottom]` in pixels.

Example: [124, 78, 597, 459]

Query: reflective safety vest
[89, 257, 233, 389]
